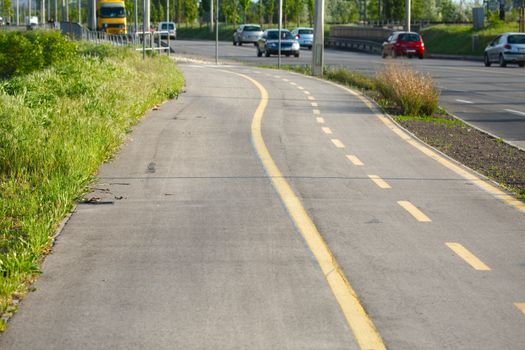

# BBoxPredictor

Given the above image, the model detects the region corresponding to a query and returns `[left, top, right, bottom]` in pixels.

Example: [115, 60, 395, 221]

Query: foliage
[0, 42, 184, 330]
[376, 64, 439, 116]
[0, 30, 77, 79]
[421, 22, 520, 56]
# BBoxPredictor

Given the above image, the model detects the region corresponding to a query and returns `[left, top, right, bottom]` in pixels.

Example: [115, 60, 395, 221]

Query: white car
[291, 27, 313, 50]
[484, 32, 525, 68]
[158, 22, 176, 39]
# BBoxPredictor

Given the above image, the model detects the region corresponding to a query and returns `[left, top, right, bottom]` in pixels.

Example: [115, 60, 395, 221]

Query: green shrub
[0, 30, 77, 78]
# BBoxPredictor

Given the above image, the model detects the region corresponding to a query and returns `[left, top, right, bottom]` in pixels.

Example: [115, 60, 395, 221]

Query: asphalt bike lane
[243, 67, 525, 349]
[0, 65, 358, 349]
[1, 61, 524, 350]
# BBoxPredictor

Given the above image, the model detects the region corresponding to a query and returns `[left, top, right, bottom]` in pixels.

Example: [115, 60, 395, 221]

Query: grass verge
[421, 22, 520, 56]
[280, 64, 525, 200]
[0, 42, 184, 330]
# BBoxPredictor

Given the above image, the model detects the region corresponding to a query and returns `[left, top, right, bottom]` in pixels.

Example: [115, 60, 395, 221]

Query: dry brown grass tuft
[376, 64, 440, 116]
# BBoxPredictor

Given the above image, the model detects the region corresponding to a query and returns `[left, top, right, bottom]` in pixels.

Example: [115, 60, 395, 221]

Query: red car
[382, 31, 425, 59]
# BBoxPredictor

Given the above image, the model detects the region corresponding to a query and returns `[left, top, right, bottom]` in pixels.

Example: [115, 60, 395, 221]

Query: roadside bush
[0, 30, 77, 78]
[376, 64, 439, 116]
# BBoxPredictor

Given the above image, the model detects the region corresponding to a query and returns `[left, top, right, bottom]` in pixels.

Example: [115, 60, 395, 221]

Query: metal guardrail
[57, 22, 171, 55]
[326, 37, 383, 55]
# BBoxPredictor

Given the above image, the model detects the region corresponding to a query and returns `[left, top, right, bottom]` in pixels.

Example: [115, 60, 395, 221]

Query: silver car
[291, 27, 313, 49]
[484, 32, 525, 67]
[233, 24, 263, 46]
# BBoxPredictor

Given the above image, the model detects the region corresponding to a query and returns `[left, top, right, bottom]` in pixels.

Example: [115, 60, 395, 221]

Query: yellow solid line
[515, 303, 525, 315]
[308, 96, 315, 101]
[346, 155, 364, 166]
[445, 243, 491, 271]
[397, 201, 431, 222]
[322, 127, 333, 135]
[311, 102, 319, 107]
[316, 117, 325, 124]
[368, 175, 391, 189]
[331, 139, 345, 148]
[233, 71, 386, 350]
[313, 109, 321, 115]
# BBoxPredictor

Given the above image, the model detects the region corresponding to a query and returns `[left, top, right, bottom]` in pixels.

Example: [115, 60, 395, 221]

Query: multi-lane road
[172, 40, 525, 150]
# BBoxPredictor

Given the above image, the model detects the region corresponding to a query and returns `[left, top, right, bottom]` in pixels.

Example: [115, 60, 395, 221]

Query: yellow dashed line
[368, 175, 391, 189]
[331, 139, 345, 148]
[397, 201, 431, 222]
[316, 117, 325, 124]
[231, 71, 386, 350]
[515, 303, 525, 315]
[322, 127, 333, 135]
[313, 109, 321, 115]
[445, 243, 491, 271]
[346, 155, 364, 166]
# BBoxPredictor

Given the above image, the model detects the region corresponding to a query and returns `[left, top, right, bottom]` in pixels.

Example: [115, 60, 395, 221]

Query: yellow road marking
[331, 139, 345, 148]
[298, 86, 305, 90]
[368, 175, 391, 189]
[308, 96, 316, 101]
[311, 102, 319, 107]
[234, 71, 386, 350]
[397, 201, 431, 222]
[316, 117, 325, 124]
[515, 303, 525, 315]
[346, 155, 364, 166]
[290, 82, 297, 86]
[313, 109, 321, 115]
[445, 243, 491, 271]
[322, 127, 333, 135]
[319, 80, 525, 214]
[304, 90, 310, 95]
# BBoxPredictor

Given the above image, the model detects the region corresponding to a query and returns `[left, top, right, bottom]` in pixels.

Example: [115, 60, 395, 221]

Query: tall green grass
[0, 42, 184, 329]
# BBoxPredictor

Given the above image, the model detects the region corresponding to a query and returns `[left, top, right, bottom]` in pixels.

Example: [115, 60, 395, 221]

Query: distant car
[233, 24, 263, 46]
[158, 21, 176, 39]
[382, 31, 425, 59]
[256, 29, 300, 57]
[484, 32, 525, 67]
[291, 27, 313, 49]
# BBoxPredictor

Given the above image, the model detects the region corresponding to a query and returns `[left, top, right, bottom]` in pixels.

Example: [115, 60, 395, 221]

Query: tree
[184, 0, 198, 24]
[239, 0, 250, 22]
[289, 0, 303, 26]
[263, 0, 274, 24]
[305, 0, 313, 26]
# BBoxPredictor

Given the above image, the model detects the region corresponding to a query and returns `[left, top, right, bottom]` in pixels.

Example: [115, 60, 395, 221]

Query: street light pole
[405, 0, 410, 32]
[278, 0, 282, 69]
[311, 0, 324, 77]
[215, 0, 218, 64]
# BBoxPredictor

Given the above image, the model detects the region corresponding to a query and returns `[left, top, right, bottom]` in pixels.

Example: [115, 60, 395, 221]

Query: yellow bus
[97, 0, 127, 35]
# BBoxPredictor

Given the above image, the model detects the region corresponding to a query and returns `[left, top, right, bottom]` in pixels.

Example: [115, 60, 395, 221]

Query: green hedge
[0, 30, 77, 78]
